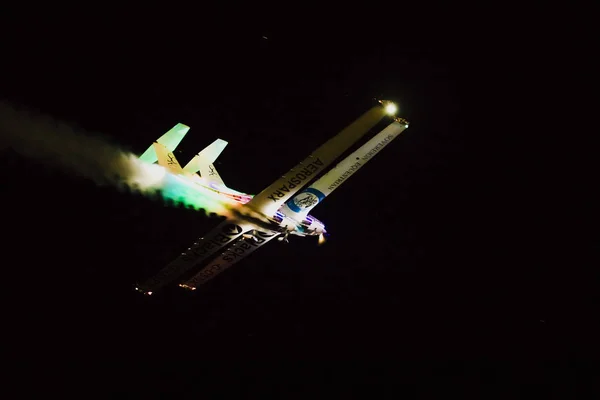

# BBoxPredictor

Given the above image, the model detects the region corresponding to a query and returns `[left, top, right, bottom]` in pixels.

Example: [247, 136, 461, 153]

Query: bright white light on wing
[385, 103, 398, 115]
[405, 124, 409, 128]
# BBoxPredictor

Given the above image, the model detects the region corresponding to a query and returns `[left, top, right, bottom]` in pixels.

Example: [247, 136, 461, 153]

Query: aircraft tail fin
[183, 139, 228, 186]
[153, 142, 184, 175]
[201, 162, 225, 186]
[139, 123, 190, 164]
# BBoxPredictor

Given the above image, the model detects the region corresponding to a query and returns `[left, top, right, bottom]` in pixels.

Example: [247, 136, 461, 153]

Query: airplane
[134, 100, 409, 295]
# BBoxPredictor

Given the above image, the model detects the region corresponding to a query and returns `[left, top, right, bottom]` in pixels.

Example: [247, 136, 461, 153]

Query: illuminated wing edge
[179, 230, 281, 289]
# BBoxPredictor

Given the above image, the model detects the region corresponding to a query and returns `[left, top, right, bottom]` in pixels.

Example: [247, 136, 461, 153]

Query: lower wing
[179, 229, 281, 289]
[136, 219, 257, 294]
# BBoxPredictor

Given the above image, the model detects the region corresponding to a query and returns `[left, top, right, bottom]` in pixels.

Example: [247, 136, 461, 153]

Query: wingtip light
[377, 99, 398, 115]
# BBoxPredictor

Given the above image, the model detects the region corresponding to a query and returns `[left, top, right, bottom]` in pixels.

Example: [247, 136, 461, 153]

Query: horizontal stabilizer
[139, 123, 190, 164]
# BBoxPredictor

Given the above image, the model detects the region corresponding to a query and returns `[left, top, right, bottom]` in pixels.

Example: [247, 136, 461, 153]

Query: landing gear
[277, 232, 289, 243]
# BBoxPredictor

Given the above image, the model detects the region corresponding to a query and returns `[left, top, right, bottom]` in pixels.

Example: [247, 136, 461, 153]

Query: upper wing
[179, 230, 281, 289]
[244, 105, 388, 218]
[281, 118, 410, 220]
[136, 219, 256, 294]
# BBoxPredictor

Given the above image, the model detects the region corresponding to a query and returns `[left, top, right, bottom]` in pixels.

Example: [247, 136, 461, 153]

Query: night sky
[1, 6, 596, 394]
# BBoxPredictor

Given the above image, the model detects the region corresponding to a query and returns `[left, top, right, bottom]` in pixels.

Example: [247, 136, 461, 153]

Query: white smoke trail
[0, 101, 149, 187]
[0, 101, 270, 223]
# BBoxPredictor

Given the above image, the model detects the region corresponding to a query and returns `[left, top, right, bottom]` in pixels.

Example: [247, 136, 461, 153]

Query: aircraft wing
[281, 118, 410, 220]
[136, 219, 257, 294]
[244, 105, 389, 218]
[179, 230, 281, 289]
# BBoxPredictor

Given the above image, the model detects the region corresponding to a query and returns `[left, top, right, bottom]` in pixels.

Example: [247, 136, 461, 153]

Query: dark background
[1, 4, 596, 394]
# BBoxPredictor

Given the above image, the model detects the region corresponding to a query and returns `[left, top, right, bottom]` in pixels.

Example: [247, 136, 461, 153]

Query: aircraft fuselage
[191, 176, 326, 238]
